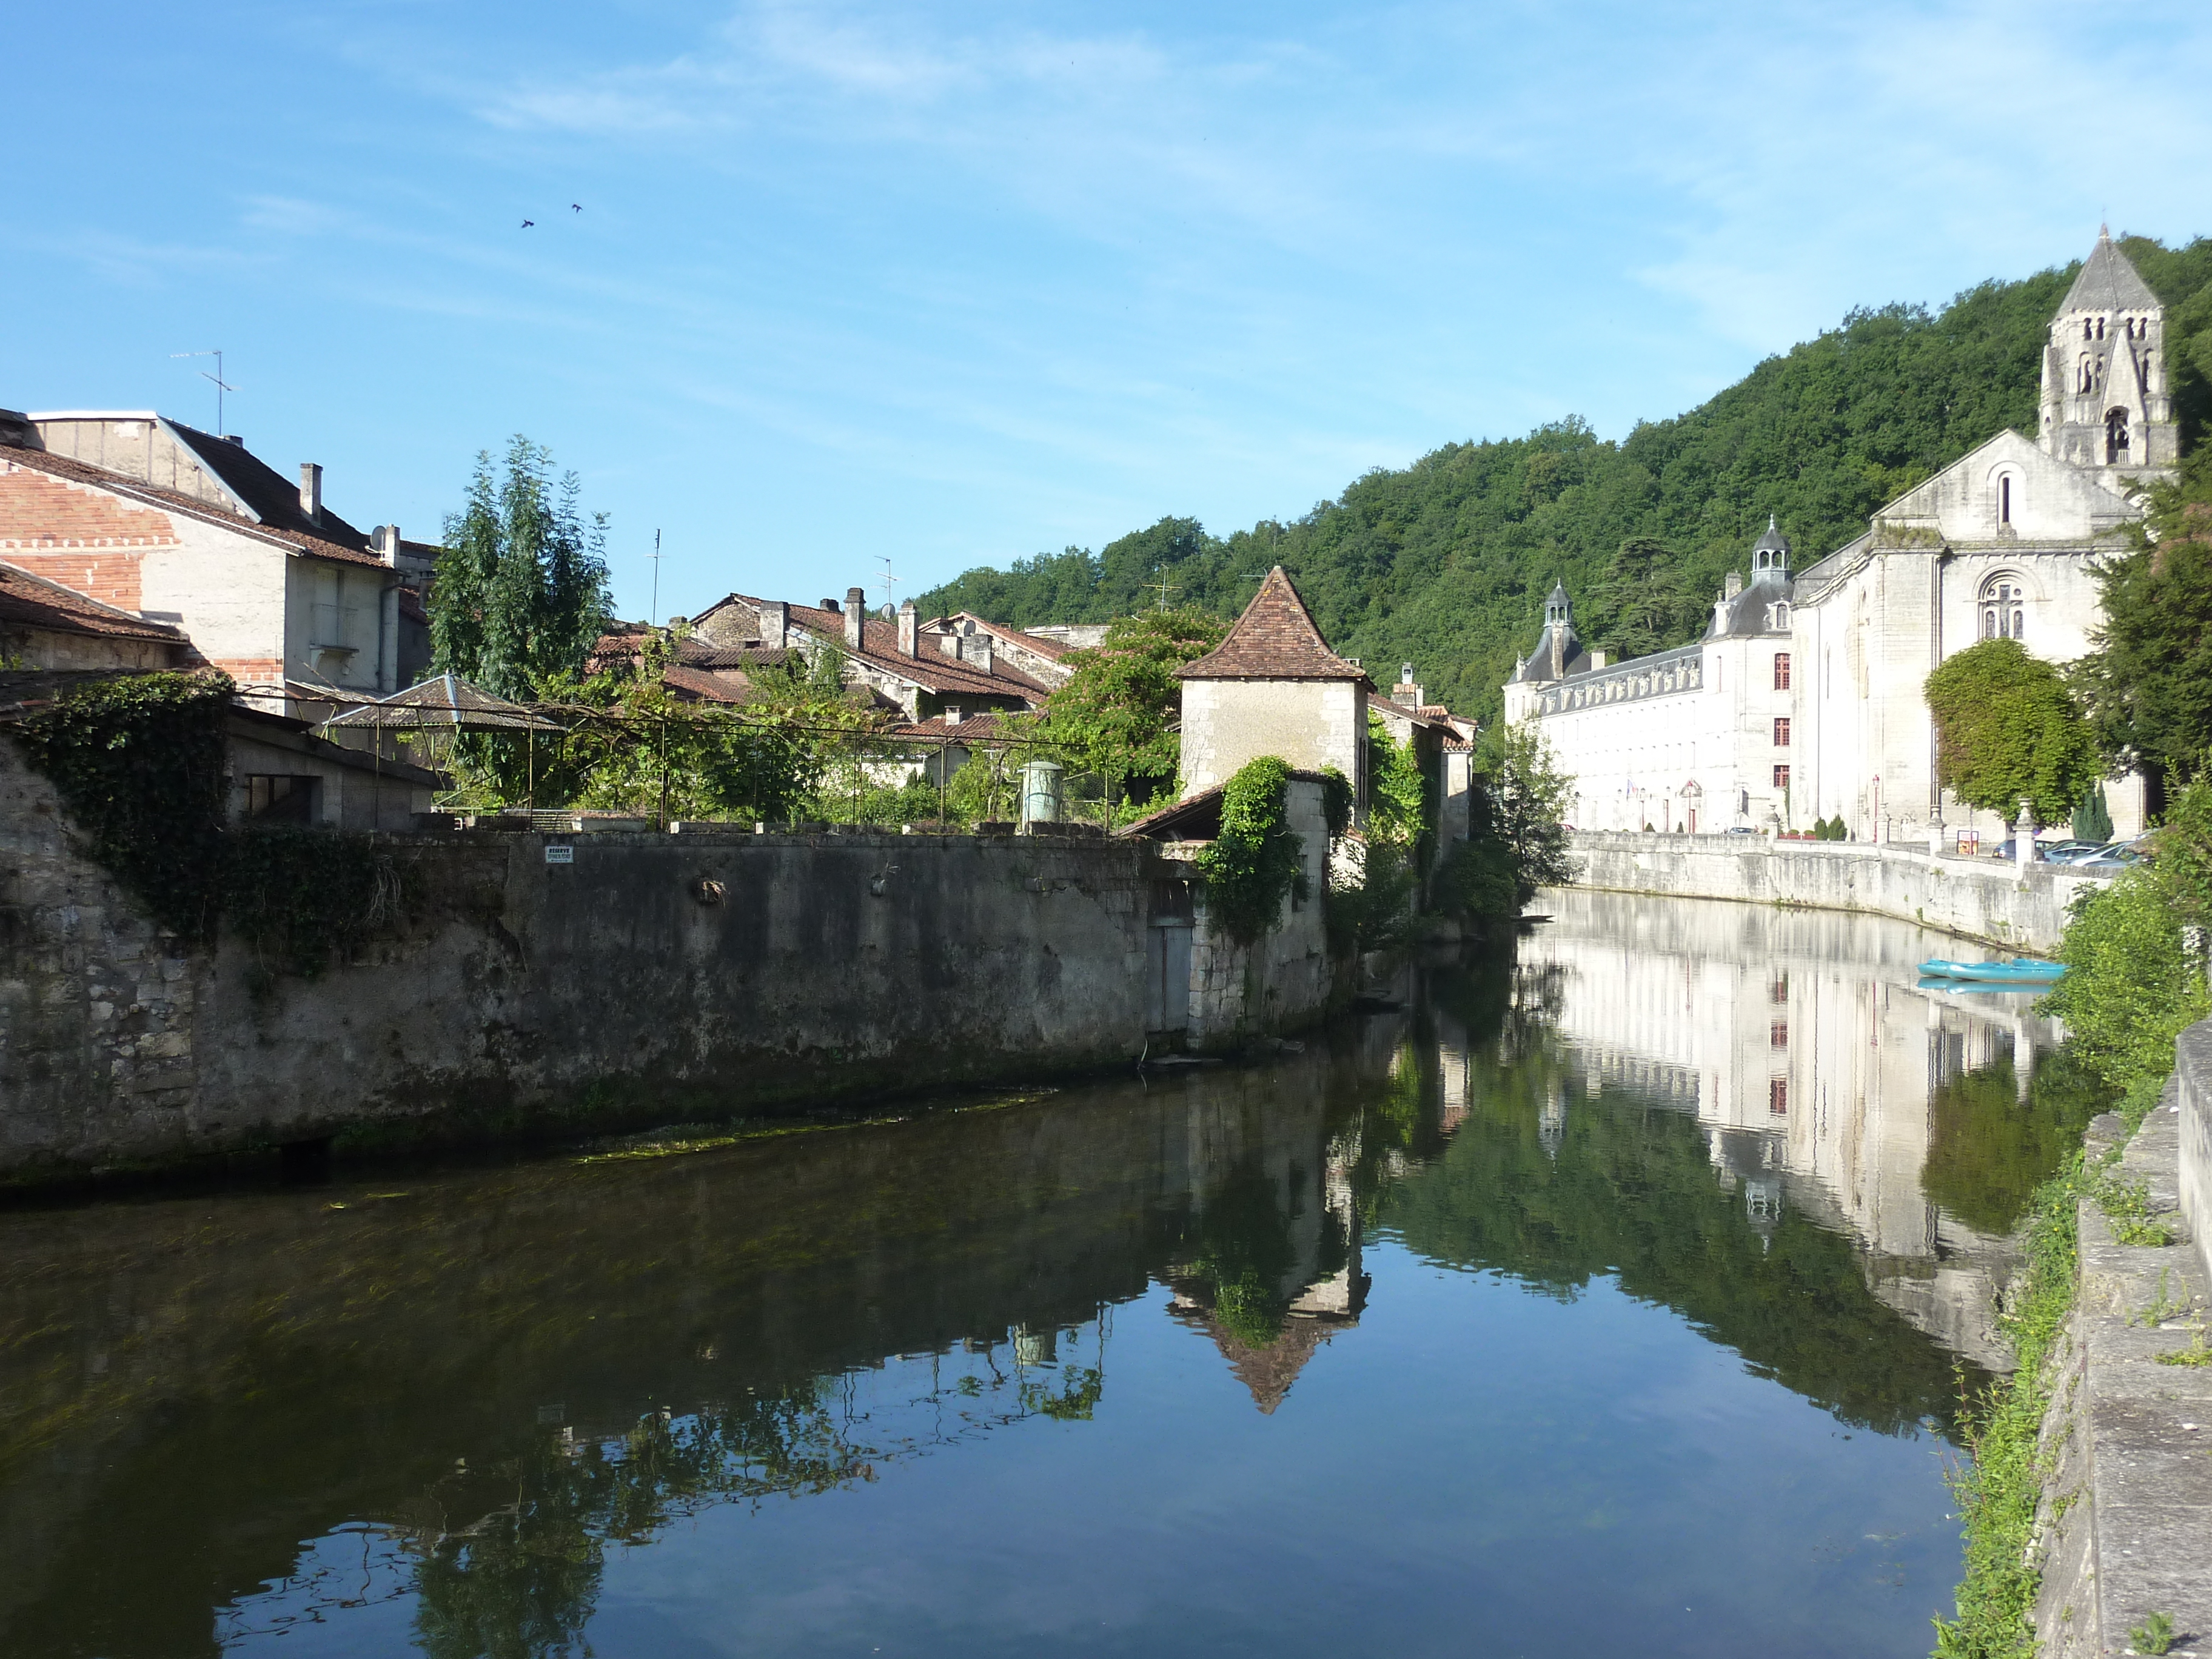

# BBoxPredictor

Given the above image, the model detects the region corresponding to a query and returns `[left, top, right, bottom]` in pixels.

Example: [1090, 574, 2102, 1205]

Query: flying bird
[571, 203, 582, 212]
[521, 218, 535, 228]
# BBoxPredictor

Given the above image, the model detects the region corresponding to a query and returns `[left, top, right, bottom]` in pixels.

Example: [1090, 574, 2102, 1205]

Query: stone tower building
[2039, 229, 2179, 481]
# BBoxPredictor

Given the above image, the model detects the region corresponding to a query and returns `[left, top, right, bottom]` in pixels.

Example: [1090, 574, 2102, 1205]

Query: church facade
[1504, 232, 2174, 845]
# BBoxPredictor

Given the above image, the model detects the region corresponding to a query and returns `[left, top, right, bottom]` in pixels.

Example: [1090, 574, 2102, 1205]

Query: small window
[1768, 1078, 1788, 1115]
[1773, 717, 1791, 747]
[1772, 652, 1791, 690]
[1770, 1021, 1788, 1048]
[2106, 407, 2130, 463]
[1769, 973, 1788, 1005]
[2078, 352, 2094, 392]
[246, 775, 320, 824]
[1998, 474, 2011, 526]
[1772, 763, 1791, 791]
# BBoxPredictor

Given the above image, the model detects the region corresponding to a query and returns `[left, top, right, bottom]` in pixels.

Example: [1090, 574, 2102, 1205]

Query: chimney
[1724, 571, 1743, 600]
[897, 598, 918, 656]
[758, 599, 787, 645]
[299, 463, 323, 526]
[844, 586, 865, 650]
[960, 633, 993, 673]
[372, 525, 402, 566]
[943, 705, 962, 728]
[820, 597, 840, 612]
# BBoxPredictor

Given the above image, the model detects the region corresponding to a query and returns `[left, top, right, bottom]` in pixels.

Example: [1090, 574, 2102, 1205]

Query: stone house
[0, 408, 435, 716]
[1, 560, 189, 671]
[689, 586, 1055, 722]
[1175, 566, 1373, 803]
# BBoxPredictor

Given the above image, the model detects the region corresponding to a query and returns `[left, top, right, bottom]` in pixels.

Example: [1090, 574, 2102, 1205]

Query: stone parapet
[1564, 830, 2105, 953]
[2032, 1077, 2212, 1658]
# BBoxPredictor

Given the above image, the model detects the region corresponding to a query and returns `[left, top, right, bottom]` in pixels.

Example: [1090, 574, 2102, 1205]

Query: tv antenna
[1151, 565, 1179, 611]
[879, 553, 899, 616]
[170, 350, 235, 434]
[649, 529, 662, 627]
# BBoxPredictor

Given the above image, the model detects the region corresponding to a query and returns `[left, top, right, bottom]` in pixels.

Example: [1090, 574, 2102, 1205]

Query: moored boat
[1917, 957, 2066, 983]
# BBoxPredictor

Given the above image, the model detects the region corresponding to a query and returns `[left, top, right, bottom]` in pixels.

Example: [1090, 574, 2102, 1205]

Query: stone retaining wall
[1, 745, 1343, 1179]
[1566, 830, 2105, 953]
[2030, 1050, 2212, 1657]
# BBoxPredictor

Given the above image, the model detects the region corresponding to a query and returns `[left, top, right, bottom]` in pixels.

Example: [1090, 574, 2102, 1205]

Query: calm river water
[0, 893, 2099, 1659]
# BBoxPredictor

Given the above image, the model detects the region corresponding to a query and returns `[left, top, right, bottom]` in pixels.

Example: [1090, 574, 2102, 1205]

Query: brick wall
[0, 465, 179, 612]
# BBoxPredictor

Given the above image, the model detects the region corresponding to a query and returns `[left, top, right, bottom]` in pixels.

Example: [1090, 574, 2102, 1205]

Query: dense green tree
[1038, 605, 1227, 805]
[1925, 638, 2100, 823]
[431, 437, 613, 700]
[2073, 450, 2212, 791]
[919, 236, 2212, 725]
[1588, 536, 1701, 661]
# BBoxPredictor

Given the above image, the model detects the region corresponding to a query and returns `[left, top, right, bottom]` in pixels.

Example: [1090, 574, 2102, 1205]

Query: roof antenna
[879, 552, 899, 616]
[169, 349, 236, 435]
[649, 528, 662, 628]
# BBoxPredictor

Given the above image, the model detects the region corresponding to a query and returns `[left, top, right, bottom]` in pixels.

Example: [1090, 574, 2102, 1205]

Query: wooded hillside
[915, 236, 2212, 722]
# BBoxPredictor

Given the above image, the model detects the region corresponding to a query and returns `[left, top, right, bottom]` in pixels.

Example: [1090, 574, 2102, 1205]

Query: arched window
[1997, 474, 2012, 527]
[2106, 407, 2131, 463]
[1980, 574, 2026, 640]
[2078, 353, 2094, 392]
[2083, 318, 2094, 341]
[2096, 315, 2106, 340]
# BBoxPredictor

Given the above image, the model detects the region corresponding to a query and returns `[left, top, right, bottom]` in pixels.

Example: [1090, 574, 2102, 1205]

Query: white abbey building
[1504, 232, 2176, 843]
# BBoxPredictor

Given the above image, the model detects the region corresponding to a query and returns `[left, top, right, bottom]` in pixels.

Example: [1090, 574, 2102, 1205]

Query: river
[0, 892, 2098, 1658]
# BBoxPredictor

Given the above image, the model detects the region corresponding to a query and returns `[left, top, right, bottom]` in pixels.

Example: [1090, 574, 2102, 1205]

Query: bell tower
[2039, 229, 2178, 480]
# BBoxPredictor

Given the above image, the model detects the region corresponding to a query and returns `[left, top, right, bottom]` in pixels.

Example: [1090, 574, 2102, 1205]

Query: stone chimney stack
[897, 599, 918, 656]
[1724, 571, 1743, 600]
[372, 524, 401, 566]
[299, 463, 323, 526]
[844, 586, 865, 650]
[758, 599, 787, 646]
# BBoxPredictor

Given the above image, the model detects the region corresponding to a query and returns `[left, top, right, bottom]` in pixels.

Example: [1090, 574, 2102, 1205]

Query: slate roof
[2060, 230, 2161, 315]
[1, 443, 390, 570]
[164, 421, 374, 547]
[0, 560, 189, 643]
[1175, 566, 1368, 683]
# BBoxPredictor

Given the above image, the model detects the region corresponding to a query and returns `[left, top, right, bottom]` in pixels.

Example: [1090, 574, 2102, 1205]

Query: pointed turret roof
[2060, 229, 2160, 315]
[1175, 565, 1370, 682]
[1546, 579, 1570, 606]
[1754, 514, 1789, 555]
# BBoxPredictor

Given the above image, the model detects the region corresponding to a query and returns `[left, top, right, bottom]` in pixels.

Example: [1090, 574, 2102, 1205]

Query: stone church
[1504, 232, 2176, 845]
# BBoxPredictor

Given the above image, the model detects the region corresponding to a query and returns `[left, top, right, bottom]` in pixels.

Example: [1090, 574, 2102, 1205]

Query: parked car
[2070, 839, 2146, 876]
[2035, 839, 2102, 863]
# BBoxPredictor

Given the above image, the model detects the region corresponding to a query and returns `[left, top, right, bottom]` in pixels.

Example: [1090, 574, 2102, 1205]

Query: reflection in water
[0, 893, 2086, 1658]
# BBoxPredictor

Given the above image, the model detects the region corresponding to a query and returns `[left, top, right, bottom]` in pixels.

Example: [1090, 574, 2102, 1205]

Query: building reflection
[1509, 888, 2060, 1370]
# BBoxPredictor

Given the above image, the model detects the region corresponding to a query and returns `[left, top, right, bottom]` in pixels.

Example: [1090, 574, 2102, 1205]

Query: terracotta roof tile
[780, 602, 1051, 701]
[0, 559, 189, 643]
[890, 711, 1014, 740]
[2, 445, 390, 569]
[1175, 566, 1367, 683]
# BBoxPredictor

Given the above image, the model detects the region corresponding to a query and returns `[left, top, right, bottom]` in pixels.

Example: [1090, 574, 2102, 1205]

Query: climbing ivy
[5, 671, 232, 940]
[1196, 756, 1306, 945]
[5, 671, 395, 977]
[222, 828, 395, 980]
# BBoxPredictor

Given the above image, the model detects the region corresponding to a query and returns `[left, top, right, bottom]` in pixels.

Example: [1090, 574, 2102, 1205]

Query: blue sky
[9, 2, 2211, 623]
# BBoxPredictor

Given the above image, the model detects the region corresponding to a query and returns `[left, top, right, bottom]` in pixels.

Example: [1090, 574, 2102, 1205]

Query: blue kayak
[1919, 958, 2066, 983]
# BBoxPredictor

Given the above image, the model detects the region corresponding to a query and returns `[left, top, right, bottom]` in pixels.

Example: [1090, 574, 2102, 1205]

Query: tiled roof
[1370, 695, 1452, 730]
[1175, 566, 1367, 683]
[928, 612, 1071, 660]
[890, 711, 1013, 740]
[588, 626, 796, 675]
[660, 664, 751, 703]
[0, 560, 189, 642]
[778, 602, 1052, 701]
[1, 444, 390, 569]
[1118, 766, 1336, 839]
